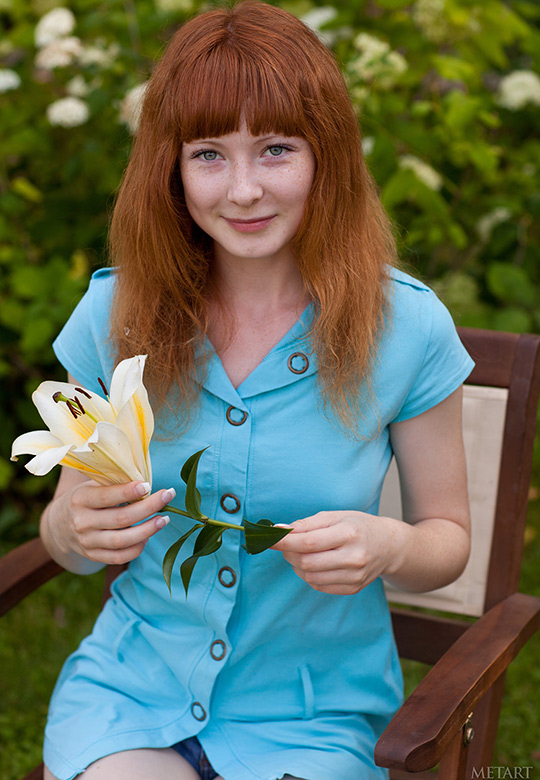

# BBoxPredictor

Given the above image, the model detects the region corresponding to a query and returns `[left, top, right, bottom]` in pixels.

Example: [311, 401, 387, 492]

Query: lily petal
[109, 355, 154, 453]
[23, 442, 76, 476]
[33, 380, 115, 445]
[11, 429, 65, 459]
[76, 420, 148, 484]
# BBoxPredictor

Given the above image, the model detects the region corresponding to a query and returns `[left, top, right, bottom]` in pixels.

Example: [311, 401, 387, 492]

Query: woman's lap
[44, 744, 309, 780]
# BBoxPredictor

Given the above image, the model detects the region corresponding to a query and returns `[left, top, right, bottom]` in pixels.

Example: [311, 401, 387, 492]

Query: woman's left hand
[271, 511, 402, 595]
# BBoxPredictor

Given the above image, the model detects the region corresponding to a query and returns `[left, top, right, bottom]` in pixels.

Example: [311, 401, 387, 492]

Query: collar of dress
[194, 303, 318, 408]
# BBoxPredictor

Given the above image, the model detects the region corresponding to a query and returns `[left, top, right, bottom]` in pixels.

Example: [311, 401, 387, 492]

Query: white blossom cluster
[0, 68, 21, 94]
[399, 155, 443, 191]
[349, 32, 407, 90]
[496, 70, 540, 111]
[34, 7, 122, 128]
[362, 136, 375, 156]
[47, 96, 90, 127]
[118, 83, 148, 134]
[35, 7, 76, 47]
[35, 36, 83, 69]
[412, 0, 449, 44]
[155, 0, 194, 12]
[476, 207, 511, 242]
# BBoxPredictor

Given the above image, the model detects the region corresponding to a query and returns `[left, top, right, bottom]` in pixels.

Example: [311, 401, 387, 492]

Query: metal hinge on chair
[463, 712, 475, 746]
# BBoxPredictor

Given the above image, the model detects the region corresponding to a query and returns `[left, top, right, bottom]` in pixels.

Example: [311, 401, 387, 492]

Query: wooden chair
[1, 327, 540, 780]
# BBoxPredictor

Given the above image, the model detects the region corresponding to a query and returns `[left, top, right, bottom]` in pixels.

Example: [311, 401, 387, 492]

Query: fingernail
[274, 523, 292, 528]
[136, 481, 151, 497]
[162, 487, 176, 503]
[155, 515, 170, 530]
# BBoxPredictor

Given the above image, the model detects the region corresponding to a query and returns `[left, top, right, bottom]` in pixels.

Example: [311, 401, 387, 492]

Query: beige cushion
[382, 385, 508, 617]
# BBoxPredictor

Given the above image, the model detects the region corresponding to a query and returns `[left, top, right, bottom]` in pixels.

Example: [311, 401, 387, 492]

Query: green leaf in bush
[492, 307, 533, 334]
[487, 263, 536, 307]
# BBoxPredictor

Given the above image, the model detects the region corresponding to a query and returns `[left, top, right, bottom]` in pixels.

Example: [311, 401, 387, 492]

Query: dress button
[218, 566, 237, 588]
[287, 351, 309, 374]
[210, 640, 227, 661]
[226, 405, 248, 426]
[191, 702, 207, 721]
[220, 493, 241, 514]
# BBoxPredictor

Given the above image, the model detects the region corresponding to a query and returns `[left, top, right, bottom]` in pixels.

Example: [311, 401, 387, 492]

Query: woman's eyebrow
[185, 134, 292, 146]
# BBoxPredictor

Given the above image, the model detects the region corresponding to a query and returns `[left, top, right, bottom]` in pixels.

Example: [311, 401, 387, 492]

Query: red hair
[109, 1, 397, 426]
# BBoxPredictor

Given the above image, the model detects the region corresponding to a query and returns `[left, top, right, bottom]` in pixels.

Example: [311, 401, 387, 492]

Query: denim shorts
[172, 736, 219, 780]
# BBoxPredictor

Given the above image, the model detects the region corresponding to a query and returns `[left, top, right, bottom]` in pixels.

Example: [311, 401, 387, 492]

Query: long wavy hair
[109, 0, 398, 427]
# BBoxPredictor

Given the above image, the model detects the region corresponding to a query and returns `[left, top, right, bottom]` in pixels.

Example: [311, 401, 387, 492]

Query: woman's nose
[227, 162, 263, 207]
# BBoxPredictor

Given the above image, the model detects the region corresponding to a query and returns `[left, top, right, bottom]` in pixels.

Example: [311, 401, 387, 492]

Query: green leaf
[180, 447, 209, 484]
[487, 263, 536, 307]
[162, 523, 203, 594]
[180, 447, 209, 519]
[243, 518, 292, 555]
[180, 524, 224, 596]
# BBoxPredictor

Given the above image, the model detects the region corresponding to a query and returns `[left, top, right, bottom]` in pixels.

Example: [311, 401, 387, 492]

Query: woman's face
[180, 121, 315, 268]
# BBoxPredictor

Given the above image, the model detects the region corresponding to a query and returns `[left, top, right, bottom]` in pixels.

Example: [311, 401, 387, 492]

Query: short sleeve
[53, 268, 116, 394]
[391, 285, 474, 423]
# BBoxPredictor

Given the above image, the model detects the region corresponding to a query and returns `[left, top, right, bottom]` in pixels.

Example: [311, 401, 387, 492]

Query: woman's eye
[195, 150, 219, 161]
[265, 145, 288, 157]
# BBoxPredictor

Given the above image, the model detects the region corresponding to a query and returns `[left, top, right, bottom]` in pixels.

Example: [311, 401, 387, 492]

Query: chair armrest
[375, 592, 540, 773]
[0, 537, 63, 618]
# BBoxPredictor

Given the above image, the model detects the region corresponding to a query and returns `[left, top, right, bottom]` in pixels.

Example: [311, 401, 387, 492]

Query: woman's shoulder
[385, 266, 447, 326]
[87, 266, 118, 296]
[387, 266, 433, 297]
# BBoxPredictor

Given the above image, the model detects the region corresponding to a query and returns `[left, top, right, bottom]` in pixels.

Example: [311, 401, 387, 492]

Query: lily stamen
[98, 377, 109, 398]
[75, 387, 92, 399]
[53, 390, 99, 424]
[66, 400, 80, 419]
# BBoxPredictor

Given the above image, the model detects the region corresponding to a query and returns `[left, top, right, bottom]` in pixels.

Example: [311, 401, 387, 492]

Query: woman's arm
[272, 387, 470, 595]
[39, 373, 175, 575]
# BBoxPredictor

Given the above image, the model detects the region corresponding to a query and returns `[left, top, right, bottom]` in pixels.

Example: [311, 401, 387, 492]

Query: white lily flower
[11, 355, 153, 487]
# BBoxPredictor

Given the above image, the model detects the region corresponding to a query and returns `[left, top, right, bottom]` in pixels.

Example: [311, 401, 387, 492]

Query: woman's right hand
[40, 466, 175, 573]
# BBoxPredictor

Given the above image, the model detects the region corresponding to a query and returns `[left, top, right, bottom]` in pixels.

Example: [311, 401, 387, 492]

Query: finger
[80, 514, 170, 557]
[79, 487, 176, 529]
[291, 566, 360, 586]
[283, 548, 359, 572]
[272, 524, 347, 554]
[86, 541, 149, 566]
[96, 515, 171, 551]
[81, 480, 154, 510]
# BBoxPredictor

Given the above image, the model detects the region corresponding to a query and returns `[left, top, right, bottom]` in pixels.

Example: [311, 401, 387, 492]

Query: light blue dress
[44, 267, 474, 780]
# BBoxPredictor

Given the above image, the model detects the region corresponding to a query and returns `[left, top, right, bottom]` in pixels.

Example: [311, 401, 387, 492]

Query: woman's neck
[210, 252, 310, 321]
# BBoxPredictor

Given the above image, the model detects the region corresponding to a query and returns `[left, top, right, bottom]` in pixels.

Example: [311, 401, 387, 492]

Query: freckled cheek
[182, 175, 222, 215]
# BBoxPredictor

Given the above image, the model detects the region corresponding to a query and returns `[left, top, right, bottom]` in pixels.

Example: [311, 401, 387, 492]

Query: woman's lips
[224, 216, 275, 233]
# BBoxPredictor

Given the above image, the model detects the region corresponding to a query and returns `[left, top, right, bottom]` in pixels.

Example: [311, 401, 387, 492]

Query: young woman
[40, 3, 473, 779]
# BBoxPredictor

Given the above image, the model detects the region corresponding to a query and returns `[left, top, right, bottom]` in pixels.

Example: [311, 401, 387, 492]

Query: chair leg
[437, 719, 473, 780]
[465, 675, 507, 776]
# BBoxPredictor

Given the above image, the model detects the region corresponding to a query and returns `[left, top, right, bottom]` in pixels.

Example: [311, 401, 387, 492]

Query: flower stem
[205, 517, 245, 531]
[164, 504, 196, 519]
[163, 505, 244, 532]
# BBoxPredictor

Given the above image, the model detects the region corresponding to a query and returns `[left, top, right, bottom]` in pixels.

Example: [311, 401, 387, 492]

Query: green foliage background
[1, 0, 540, 774]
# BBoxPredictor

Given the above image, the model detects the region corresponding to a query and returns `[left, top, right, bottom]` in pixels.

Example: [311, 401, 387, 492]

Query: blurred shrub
[1, 0, 539, 540]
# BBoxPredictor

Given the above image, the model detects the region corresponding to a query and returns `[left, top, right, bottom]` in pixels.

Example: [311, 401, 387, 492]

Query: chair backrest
[381, 327, 540, 664]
